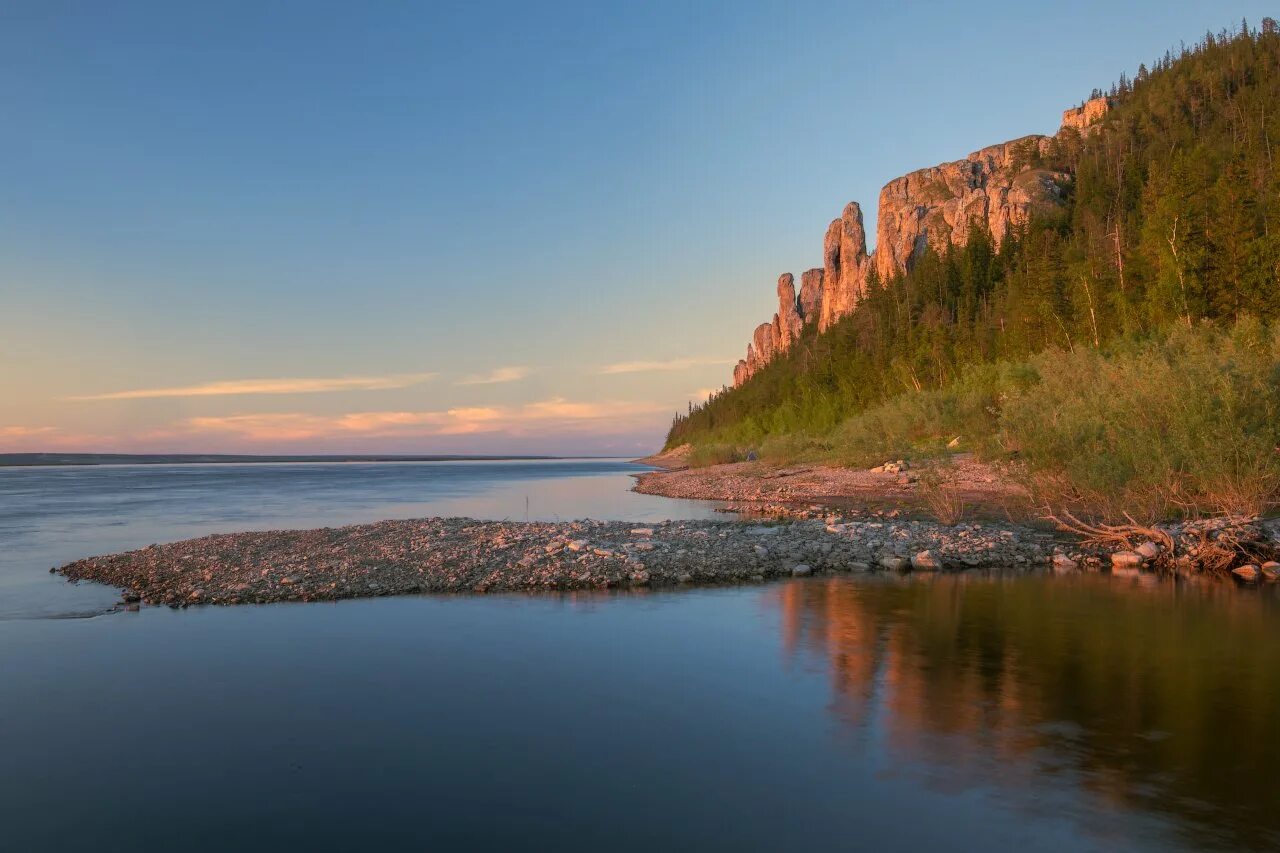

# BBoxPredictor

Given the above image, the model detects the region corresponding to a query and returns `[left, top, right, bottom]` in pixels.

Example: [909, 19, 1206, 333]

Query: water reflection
[770, 574, 1280, 850]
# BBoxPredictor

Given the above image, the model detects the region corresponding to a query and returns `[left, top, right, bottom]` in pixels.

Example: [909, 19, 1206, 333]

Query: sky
[1, 0, 1269, 455]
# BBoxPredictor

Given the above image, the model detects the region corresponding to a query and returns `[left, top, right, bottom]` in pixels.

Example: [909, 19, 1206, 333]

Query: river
[1, 459, 1276, 850]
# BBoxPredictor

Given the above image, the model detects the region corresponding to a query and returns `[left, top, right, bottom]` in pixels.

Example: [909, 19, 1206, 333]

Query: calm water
[2, 460, 1278, 851]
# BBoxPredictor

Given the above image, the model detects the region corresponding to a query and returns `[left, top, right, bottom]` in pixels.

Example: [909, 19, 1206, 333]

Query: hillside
[666, 20, 1280, 521]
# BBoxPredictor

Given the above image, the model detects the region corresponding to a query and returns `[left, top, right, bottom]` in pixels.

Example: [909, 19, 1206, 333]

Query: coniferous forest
[666, 21, 1280, 519]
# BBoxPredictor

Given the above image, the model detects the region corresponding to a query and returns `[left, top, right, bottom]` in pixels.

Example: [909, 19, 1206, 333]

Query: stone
[1111, 551, 1143, 569]
[1261, 561, 1280, 581]
[879, 555, 909, 571]
[790, 564, 812, 577]
[1051, 553, 1079, 572]
[630, 569, 651, 585]
[911, 550, 943, 571]
[630, 528, 654, 536]
[1135, 541, 1162, 560]
[1233, 564, 1261, 583]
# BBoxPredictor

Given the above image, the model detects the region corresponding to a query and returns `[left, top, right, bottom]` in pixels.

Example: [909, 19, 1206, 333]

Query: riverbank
[632, 453, 1280, 582]
[56, 515, 1058, 607]
[632, 452, 1024, 517]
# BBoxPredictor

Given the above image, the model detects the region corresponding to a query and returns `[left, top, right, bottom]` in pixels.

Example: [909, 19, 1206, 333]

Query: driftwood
[1043, 508, 1280, 575]
[1041, 507, 1175, 553]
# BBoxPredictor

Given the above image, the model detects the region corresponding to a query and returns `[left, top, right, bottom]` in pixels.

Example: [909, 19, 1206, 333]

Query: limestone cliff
[729, 97, 1110, 386]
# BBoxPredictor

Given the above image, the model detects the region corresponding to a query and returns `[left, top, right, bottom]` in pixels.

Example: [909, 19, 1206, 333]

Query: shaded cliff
[733, 97, 1108, 386]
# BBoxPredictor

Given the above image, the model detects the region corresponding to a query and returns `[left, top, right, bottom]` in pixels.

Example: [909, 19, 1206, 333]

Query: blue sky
[0, 1, 1267, 454]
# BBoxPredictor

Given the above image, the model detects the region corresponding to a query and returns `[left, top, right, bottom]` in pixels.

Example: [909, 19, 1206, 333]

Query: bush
[827, 361, 1037, 467]
[1000, 320, 1280, 519]
[677, 320, 1280, 523]
[686, 444, 746, 468]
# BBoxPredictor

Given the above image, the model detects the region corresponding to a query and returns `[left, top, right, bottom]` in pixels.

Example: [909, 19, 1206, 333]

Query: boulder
[1052, 553, 1079, 572]
[1233, 564, 1261, 583]
[1111, 551, 1143, 569]
[911, 550, 943, 571]
[1135, 541, 1162, 560]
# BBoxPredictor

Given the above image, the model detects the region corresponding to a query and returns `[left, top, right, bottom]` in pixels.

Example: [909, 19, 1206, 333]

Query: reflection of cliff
[770, 576, 1280, 849]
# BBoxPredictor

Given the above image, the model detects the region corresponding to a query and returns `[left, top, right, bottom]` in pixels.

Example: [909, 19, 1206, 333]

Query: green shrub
[1000, 320, 1280, 518]
[686, 444, 746, 468]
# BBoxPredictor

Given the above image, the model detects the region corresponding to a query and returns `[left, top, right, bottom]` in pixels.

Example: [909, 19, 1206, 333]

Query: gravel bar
[55, 515, 1058, 607]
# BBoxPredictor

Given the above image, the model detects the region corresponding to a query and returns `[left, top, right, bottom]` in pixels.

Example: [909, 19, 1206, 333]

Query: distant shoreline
[0, 453, 581, 468]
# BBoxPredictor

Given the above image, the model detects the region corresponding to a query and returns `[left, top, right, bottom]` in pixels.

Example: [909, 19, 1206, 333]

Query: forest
[665, 21, 1280, 519]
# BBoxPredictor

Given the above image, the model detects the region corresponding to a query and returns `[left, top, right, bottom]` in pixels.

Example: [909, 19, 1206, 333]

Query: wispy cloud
[0, 425, 58, 438]
[66, 373, 437, 401]
[596, 357, 734, 375]
[454, 366, 531, 386]
[183, 397, 670, 442]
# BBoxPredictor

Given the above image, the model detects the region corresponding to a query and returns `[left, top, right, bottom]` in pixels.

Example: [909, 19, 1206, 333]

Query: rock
[911, 550, 943, 571]
[819, 202, 872, 331]
[753, 544, 768, 558]
[1051, 553, 1079, 572]
[729, 107, 1076, 388]
[1111, 551, 1144, 569]
[1261, 561, 1280, 581]
[947, 436, 961, 449]
[879, 555, 909, 572]
[790, 564, 812, 577]
[630, 528, 654, 536]
[630, 569, 651, 585]
[1060, 95, 1111, 134]
[1135, 541, 1162, 560]
[1233, 564, 1261, 583]
[846, 561, 871, 573]
[567, 540, 589, 552]
[798, 268, 823, 323]
[775, 273, 804, 351]
[875, 137, 1064, 284]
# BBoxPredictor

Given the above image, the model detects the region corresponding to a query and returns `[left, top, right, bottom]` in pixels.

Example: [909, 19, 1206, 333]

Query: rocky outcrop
[798, 268, 823, 319]
[730, 101, 1096, 386]
[1061, 95, 1111, 134]
[874, 136, 1067, 282]
[819, 202, 872, 332]
[737, 272, 822, 383]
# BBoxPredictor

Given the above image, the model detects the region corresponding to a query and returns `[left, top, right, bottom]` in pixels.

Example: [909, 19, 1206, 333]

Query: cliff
[732, 96, 1109, 386]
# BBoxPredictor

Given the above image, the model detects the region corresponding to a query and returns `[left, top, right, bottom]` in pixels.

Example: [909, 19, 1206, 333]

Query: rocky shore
[55, 514, 1059, 608]
[631, 455, 1023, 513]
[631, 455, 1280, 585]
